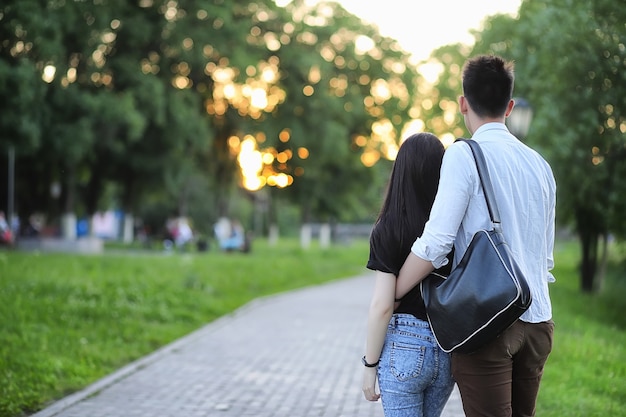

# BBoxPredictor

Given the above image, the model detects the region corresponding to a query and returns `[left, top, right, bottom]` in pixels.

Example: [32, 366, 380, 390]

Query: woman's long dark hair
[374, 133, 445, 252]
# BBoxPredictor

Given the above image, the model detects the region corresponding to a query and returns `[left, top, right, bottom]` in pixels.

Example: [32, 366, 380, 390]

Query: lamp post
[506, 97, 533, 139]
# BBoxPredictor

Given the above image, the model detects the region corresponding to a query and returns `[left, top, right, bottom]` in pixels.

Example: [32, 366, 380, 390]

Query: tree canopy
[469, 0, 626, 291]
[1, 0, 624, 291]
[0, 0, 422, 236]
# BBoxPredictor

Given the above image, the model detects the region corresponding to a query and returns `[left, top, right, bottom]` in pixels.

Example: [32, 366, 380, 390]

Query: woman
[362, 133, 455, 417]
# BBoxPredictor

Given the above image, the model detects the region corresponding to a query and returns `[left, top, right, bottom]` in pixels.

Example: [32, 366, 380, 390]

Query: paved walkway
[32, 273, 464, 417]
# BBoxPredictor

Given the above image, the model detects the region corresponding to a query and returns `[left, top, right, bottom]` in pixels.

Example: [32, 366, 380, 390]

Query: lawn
[0, 239, 370, 416]
[0, 237, 624, 417]
[536, 240, 626, 416]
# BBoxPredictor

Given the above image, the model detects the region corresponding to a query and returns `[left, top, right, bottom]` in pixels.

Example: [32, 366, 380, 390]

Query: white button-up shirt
[411, 123, 556, 323]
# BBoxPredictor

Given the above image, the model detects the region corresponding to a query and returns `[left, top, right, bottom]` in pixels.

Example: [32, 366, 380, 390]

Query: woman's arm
[362, 271, 395, 401]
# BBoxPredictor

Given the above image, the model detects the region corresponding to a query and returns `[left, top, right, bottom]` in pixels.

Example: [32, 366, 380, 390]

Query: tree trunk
[596, 233, 609, 292]
[578, 224, 599, 293]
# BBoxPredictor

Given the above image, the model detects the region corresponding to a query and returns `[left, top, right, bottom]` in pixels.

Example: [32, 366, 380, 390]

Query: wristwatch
[361, 355, 379, 367]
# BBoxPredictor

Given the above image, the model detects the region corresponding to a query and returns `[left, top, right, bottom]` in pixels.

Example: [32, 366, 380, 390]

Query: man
[395, 55, 556, 417]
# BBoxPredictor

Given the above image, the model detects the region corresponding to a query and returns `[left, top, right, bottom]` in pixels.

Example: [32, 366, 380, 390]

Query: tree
[250, 0, 420, 226]
[0, 0, 429, 241]
[472, 0, 626, 291]
[413, 43, 472, 143]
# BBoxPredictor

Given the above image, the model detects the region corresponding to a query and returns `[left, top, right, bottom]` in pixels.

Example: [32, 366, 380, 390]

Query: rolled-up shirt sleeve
[411, 142, 475, 269]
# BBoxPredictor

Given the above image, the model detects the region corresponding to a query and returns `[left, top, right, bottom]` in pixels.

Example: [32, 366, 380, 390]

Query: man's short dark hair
[462, 55, 515, 118]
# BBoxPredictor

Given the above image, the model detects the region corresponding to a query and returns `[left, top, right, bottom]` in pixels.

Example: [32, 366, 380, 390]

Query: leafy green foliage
[466, 0, 626, 291]
[0, 0, 422, 233]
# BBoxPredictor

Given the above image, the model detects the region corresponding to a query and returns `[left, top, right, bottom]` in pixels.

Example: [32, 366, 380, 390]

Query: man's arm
[395, 252, 435, 299]
[395, 141, 472, 300]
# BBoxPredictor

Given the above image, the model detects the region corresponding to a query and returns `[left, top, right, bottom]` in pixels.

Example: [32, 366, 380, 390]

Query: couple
[362, 55, 556, 417]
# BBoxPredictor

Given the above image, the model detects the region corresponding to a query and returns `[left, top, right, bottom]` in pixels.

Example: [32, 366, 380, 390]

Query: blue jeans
[378, 314, 455, 417]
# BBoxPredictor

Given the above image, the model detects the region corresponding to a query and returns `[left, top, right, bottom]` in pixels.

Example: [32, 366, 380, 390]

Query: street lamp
[506, 97, 533, 138]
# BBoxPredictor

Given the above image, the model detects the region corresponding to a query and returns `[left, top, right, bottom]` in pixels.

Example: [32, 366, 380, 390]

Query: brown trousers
[451, 319, 554, 417]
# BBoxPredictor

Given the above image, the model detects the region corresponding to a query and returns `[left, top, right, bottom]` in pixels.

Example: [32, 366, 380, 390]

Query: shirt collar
[473, 122, 509, 137]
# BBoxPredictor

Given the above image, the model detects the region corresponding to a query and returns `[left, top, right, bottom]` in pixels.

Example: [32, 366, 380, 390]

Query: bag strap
[458, 139, 502, 231]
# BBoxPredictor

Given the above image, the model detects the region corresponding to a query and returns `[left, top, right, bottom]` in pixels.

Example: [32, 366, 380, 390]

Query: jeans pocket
[389, 341, 426, 381]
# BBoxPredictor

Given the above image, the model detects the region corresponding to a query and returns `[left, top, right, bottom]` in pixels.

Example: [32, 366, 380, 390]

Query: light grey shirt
[411, 123, 556, 323]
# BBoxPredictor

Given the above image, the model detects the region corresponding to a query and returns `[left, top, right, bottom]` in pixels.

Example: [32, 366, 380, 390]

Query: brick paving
[31, 273, 464, 417]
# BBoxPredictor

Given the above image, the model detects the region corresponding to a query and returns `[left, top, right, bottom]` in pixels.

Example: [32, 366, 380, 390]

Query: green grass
[537, 240, 626, 416]
[0, 238, 624, 417]
[0, 239, 370, 417]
